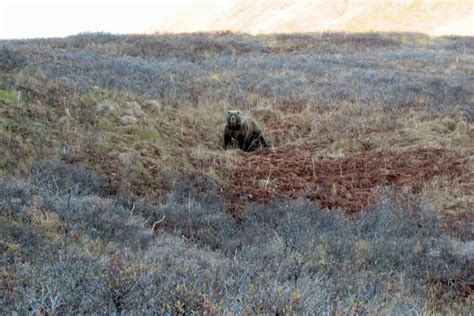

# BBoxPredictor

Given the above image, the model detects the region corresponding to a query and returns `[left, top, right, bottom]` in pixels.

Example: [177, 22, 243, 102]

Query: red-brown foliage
[227, 148, 467, 213]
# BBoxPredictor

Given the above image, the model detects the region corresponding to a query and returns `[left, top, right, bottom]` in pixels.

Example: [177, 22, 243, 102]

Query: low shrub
[0, 46, 27, 72]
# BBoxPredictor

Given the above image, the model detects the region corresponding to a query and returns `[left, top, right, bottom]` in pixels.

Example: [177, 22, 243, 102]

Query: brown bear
[224, 110, 268, 152]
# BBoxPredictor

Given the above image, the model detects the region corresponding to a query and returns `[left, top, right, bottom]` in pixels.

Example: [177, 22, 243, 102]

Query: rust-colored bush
[227, 148, 467, 212]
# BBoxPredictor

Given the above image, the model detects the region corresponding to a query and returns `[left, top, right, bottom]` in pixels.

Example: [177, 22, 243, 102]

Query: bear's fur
[224, 110, 268, 152]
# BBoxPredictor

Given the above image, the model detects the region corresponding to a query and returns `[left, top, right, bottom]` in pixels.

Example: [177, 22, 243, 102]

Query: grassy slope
[0, 32, 473, 313]
[1, 77, 471, 220]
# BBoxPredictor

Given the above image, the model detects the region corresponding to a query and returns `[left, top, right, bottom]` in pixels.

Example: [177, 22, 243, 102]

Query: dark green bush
[0, 46, 27, 72]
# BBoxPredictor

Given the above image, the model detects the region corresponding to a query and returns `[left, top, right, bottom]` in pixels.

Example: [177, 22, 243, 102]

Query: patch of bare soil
[227, 147, 467, 213]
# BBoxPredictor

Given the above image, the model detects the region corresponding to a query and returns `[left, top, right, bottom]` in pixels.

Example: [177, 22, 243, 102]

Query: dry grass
[1, 82, 471, 215]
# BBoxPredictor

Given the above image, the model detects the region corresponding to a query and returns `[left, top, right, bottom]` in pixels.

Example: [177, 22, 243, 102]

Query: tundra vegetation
[0, 32, 473, 314]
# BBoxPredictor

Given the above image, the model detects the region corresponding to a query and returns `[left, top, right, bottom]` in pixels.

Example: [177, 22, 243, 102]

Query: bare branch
[152, 212, 166, 231]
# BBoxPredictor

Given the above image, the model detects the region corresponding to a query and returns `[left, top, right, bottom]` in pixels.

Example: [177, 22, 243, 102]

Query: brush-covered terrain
[0, 32, 473, 314]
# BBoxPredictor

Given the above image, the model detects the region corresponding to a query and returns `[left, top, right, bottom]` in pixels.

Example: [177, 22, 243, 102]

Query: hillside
[152, 0, 474, 36]
[0, 32, 473, 314]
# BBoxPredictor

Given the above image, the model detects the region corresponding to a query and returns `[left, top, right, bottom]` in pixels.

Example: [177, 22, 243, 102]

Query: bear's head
[226, 110, 242, 128]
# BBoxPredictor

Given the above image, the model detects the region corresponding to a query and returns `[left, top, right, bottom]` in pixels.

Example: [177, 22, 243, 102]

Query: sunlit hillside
[153, 0, 474, 36]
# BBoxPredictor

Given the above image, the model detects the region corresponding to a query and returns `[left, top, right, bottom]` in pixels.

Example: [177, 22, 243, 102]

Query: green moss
[0, 156, 7, 170]
[98, 118, 116, 132]
[170, 155, 189, 169]
[126, 125, 161, 142]
[0, 90, 15, 102]
[451, 138, 462, 147]
[84, 161, 99, 169]
[0, 125, 7, 138]
[0, 118, 17, 135]
[0, 216, 22, 228]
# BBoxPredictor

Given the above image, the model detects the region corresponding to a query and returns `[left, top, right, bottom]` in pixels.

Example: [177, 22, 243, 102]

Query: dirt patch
[226, 147, 467, 213]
